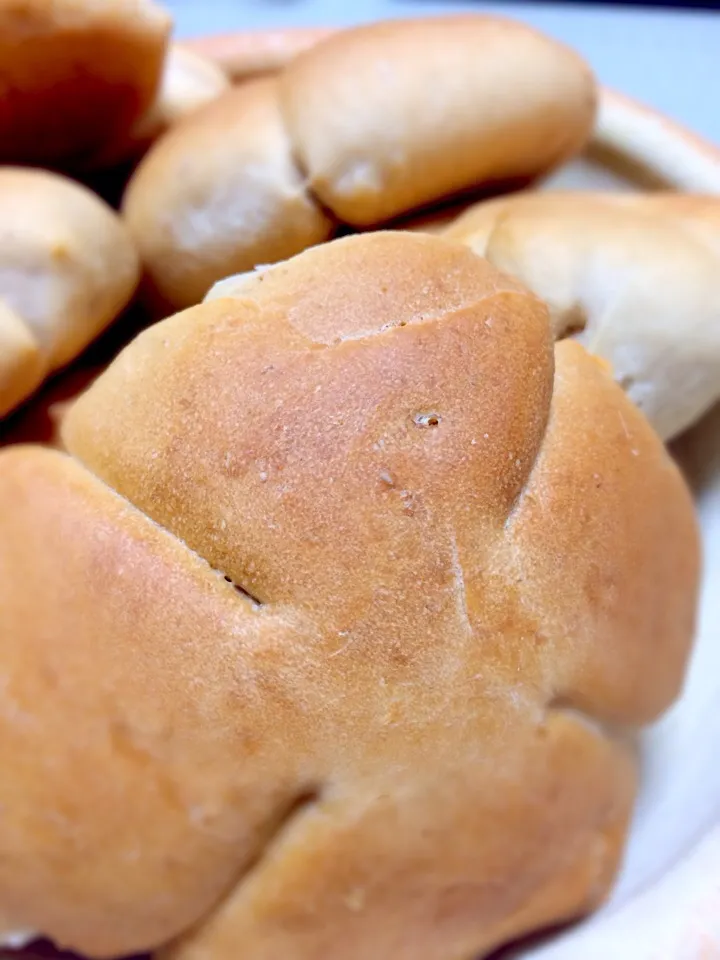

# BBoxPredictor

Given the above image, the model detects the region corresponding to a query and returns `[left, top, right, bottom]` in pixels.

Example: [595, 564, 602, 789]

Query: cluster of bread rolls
[2, 4, 717, 445]
[0, 6, 716, 960]
[0, 0, 237, 420]
[0, 6, 603, 420]
[0, 232, 701, 960]
[123, 17, 596, 311]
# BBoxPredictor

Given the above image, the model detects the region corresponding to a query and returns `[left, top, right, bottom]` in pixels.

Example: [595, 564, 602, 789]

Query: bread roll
[0, 233, 698, 960]
[279, 16, 596, 225]
[0, 0, 171, 167]
[185, 26, 335, 82]
[122, 78, 335, 311]
[122, 15, 595, 312]
[444, 191, 720, 441]
[0, 168, 140, 417]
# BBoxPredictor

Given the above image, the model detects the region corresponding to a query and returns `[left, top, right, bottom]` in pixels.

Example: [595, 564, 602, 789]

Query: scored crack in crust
[0, 233, 700, 960]
[444, 191, 720, 442]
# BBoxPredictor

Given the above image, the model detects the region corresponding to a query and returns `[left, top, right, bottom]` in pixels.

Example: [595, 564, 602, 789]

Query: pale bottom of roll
[0, 302, 45, 418]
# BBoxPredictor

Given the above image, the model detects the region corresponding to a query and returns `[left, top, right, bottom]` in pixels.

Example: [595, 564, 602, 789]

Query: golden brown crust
[279, 16, 596, 225]
[444, 190, 720, 441]
[1, 234, 699, 959]
[63, 236, 554, 606]
[0, 445, 317, 956]
[0, 167, 140, 418]
[508, 339, 701, 726]
[122, 78, 335, 312]
[0, 0, 171, 168]
[165, 708, 637, 960]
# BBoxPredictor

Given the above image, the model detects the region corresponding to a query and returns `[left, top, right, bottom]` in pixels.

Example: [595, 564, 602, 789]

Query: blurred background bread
[0, 0, 171, 168]
[96, 43, 231, 168]
[122, 15, 597, 312]
[140, 44, 230, 137]
[122, 78, 335, 311]
[0, 167, 139, 417]
[279, 17, 596, 226]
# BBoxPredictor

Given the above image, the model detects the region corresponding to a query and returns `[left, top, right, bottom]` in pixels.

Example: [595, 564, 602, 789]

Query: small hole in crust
[414, 412, 441, 428]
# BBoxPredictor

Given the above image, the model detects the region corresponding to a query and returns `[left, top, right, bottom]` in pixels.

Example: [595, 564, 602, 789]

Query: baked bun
[444, 191, 720, 441]
[280, 17, 595, 226]
[0, 167, 140, 417]
[0, 232, 699, 960]
[0, 0, 171, 168]
[122, 78, 335, 311]
[122, 15, 596, 312]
